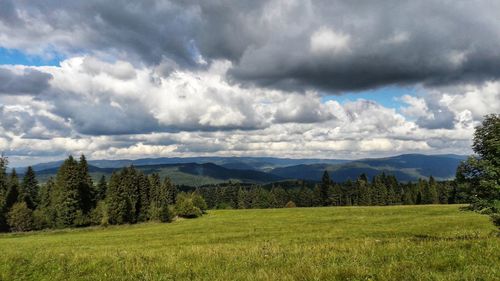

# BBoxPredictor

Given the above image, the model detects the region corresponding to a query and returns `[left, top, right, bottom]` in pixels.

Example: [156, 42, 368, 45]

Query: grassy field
[0, 205, 499, 281]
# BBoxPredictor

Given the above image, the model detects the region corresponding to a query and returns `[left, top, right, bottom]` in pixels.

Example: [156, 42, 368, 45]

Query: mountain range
[16, 154, 467, 186]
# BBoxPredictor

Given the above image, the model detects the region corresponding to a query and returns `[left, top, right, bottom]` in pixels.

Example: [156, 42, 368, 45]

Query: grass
[0, 205, 499, 281]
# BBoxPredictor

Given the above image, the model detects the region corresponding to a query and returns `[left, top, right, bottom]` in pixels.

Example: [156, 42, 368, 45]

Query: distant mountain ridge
[16, 154, 467, 185]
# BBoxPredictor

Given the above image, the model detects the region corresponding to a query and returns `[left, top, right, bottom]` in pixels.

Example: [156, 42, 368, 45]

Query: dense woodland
[196, 173, 462, 210]
[0, 155, 207, 232]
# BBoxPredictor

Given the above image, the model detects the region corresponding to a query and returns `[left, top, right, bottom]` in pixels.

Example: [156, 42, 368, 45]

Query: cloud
[1, 0, 500, 92]
[1, 1, 500, 166]
[0, 68, 52, 95]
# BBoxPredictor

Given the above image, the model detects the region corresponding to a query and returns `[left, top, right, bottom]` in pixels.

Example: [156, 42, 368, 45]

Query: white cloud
[310, 27, 351, 55]
[1, 55, 498, 166]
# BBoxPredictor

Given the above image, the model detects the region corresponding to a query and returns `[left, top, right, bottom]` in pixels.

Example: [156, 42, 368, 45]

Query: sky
[0, 0, 499, 167]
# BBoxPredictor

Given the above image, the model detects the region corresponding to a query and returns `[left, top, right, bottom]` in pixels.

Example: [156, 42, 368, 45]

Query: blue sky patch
[0, 47, 62, 66]
[321, 86, 416, 109]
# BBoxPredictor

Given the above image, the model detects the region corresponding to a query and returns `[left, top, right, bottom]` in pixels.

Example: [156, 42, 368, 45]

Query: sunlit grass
[0, 205, 498, 280]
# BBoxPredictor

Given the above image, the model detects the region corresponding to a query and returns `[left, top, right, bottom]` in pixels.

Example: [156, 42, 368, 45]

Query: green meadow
[0, 205, 498, 281]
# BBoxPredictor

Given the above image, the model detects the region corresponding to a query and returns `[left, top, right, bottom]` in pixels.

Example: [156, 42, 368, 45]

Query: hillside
[21, 154, 466, 185]
[34, 162, 284, 186]
[0, 205, 498, 280]
[270, 154, 466, 182]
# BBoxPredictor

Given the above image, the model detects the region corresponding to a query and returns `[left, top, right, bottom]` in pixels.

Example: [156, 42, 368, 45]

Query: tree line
[0, 155, 207, 232]
[195, 172, 463, 210]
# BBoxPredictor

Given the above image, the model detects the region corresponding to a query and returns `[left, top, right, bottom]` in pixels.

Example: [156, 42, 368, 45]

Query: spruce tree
[164, 178, 178, 205]
[356, 177, 371, 206]
[106, 171, 132, 225]
[371, 175, 388, 205]
[297, 185, 313, 207]
[78, 155, 94, 213]
[320, 170, 331, 206]
[4, 169, 20, 212]
[95, 175, 107, 202]
[421, 176, 439, 204]
[35, 177, 56, 229]
[137, 173, 151, 222]
[53, 156, 82, 227]
[328, 183, 343, 206]
[0, 156, 8, 231]
[21, 166, 38, 209]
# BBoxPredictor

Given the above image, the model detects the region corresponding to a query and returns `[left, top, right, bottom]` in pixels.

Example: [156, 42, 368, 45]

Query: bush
[175, 193, 202, 218]
[192, 193, 208, 212]
[90, 201, 109, 226]
[491, 213, 500, 227]
[159, 204, 172, 222]
[7, 202, 34, 232]
[285, 201, 297, 208]
[148, 203, 172, 223]
[32, 209, 52, 230]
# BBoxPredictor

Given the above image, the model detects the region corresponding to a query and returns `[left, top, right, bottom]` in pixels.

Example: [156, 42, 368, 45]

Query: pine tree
[95, 176, 107, 202]
[297, 185, 313, 207]
[21, 166, 38, 209]
[53, 156, 82, 227]
[78, 155, 94, 213]
[371, 175, 388, 205]
[165, 178, 178, 205]
[328, 184, 343, 206]
[137, 173, 151, 222]
[106, 171, 132, 225]
[356, 177, 371, 206]
[320, 171, 331, 206]
[34, 178, 56, 229]
[421, 176, 439, 204]
[0, 155, 8, 231]
[5, 169, 20, 212]
[270, 186, 288, 208]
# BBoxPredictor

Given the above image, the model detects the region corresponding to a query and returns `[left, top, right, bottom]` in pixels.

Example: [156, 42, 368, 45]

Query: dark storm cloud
[2, 1, 500, 92]
[46, 91, 162, 135]
[0, 68, 52, 95]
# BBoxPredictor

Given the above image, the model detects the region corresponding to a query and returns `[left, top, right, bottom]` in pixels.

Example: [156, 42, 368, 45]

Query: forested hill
[32, 163, 284, 186]
[270, 154, 467, 182]
[18, 154, 466, 185]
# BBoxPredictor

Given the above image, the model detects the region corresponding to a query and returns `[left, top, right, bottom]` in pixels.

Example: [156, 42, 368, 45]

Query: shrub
[7, 202, 34, 232]
[285, 201, 297, 208]
[175, 193, 202, 218]
[491, 213, 500, 227]
[90, 201, 109, 226]
[159, 204, 172, 223]
[32, 209, 52, 230]
[149, 203, 173, 223]
[192, 193, 208, 212]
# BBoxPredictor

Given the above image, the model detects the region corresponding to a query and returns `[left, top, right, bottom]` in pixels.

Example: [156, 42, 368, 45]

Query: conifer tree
[21, 166, 38, 209]
[53, 156, 82, 227]
[95, 175, 107, 202]
[270, 186, 288, 208]
[371, 175, 388, 205]
[4, 169, 20, 212]
[320, 170, 331, 206]
[165, 178, 178, 205]
[328, 183, 343, 206]
[34, 177, 56, 229]
[78, 155, 94, 213]
[356, 177, 371, 206]
[106, 171, 132, 224]
[421, 176, 439, 204]
[0, 156, 8, 231]
[137, 173, 151, 221]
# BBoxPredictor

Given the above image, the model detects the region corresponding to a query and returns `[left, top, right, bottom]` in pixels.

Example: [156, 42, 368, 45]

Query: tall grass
[0, 205, 498, 280]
